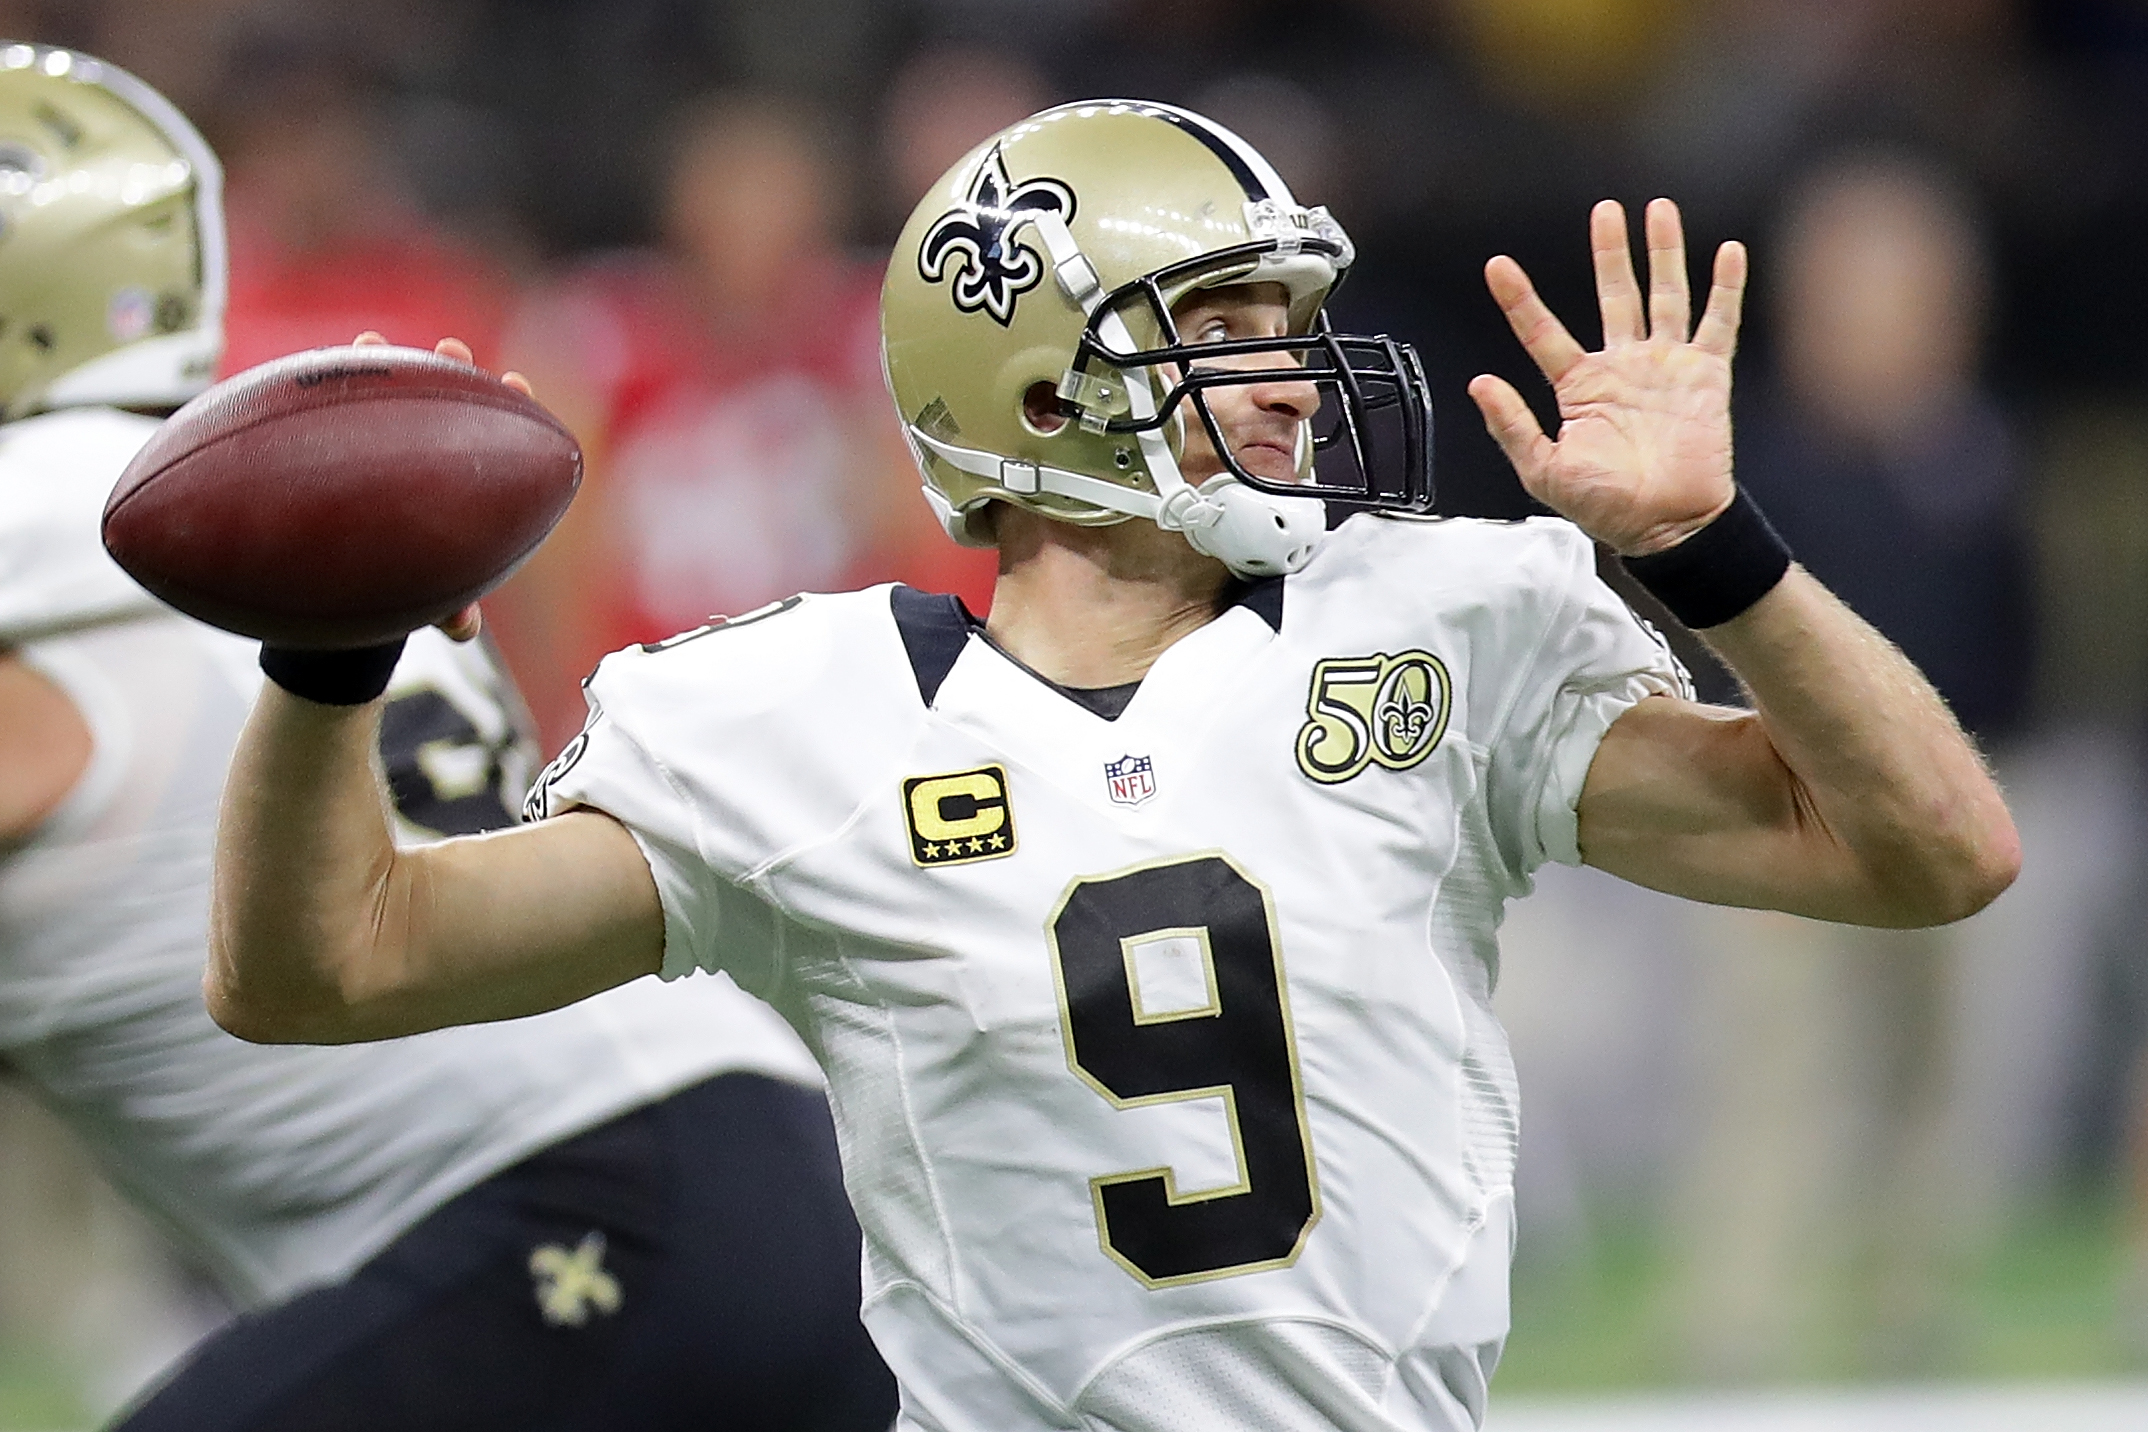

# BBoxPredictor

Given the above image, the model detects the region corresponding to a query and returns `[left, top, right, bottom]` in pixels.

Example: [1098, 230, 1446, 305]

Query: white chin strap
[910, 208, 1327, 579]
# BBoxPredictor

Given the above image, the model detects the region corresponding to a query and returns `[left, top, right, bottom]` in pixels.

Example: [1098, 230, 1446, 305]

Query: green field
[2, 1191, 2140, 1431]
[1499, 1188, 2146, 1393]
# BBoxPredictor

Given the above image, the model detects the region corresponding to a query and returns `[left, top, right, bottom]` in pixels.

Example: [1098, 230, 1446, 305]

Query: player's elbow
[1868, 802, 2022, 928]
[204, 968, 299, 1043]
[204, 967, 331, 1044]
[202, 937, 379, 1045]
[1946, 809, 2023, 921]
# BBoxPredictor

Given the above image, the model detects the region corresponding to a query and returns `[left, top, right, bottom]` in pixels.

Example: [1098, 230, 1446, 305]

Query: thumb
[1468, 375, 1557, 497]
[436, 603, 484, 643]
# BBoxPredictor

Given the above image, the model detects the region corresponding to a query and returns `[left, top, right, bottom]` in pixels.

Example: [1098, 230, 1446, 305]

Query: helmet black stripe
[1105, 100, 1271, 201]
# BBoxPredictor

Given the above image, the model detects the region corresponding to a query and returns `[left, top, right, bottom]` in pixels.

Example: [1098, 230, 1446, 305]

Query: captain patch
[904, 765, 1017, 866]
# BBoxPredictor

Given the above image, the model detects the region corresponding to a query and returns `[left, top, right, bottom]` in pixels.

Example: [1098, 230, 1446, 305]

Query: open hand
[1468, 199, 1746, 557]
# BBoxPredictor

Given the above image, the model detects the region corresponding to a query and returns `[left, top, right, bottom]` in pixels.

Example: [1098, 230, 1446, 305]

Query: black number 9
[1047, 853, 1321, 1287]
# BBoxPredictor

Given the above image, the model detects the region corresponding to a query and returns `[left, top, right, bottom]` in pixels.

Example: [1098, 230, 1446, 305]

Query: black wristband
[1621, 488, 1792, 629]
[259, 637, 407, 706]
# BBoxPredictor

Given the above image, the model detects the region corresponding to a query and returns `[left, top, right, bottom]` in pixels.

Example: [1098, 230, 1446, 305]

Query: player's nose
[1247, 358, 1321, 423]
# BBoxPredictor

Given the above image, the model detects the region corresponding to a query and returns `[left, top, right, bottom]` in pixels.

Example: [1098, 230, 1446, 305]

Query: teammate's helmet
[882, 100, 1432, 578]
[0, 43, 224, 422]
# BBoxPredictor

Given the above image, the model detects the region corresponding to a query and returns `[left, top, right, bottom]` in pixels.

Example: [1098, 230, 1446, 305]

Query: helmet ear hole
[1019, 379, 1070, 436]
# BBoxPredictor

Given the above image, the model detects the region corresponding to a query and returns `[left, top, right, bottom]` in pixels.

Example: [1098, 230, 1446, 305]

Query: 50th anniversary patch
[1294, 650, 1453, 784]
[904, 765, 1018, 866]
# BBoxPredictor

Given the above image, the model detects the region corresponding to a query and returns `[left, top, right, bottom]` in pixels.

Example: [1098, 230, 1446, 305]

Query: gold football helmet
[882, 99, 1431, 577]
[0, 43, 224, 421]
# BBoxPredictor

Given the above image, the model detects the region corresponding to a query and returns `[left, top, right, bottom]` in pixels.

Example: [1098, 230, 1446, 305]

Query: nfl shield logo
[1104, 754, 1156, 807]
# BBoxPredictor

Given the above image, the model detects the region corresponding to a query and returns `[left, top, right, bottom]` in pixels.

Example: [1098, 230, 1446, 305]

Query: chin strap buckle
[998, 458, 1043, 495]
[1054, 252, 1102, 308]
[1155, 485, 1219, 535]
[1030, 211, 1105, 315]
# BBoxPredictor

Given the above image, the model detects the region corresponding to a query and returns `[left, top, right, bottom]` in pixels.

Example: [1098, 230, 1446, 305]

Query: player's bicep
[360, 808, 665, 1038]
[1575, 694, 1864, 914]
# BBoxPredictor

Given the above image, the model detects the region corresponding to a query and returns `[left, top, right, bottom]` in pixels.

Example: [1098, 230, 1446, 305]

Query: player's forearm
[208, 686, 667, 1043]
[1699, 564, 2020, 924]
[206, 687, 412, 1043]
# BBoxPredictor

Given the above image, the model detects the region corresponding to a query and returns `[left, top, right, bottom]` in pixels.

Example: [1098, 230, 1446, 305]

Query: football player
[0, 46, 895, 1431]
[208, 102, 2020, 1432]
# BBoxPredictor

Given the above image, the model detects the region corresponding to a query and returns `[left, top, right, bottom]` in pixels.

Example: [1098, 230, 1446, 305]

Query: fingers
[1592, 198, 1734, 351]
[437, 603, 483, 643]
[349, 331, 531, 393]
[1590, 200, 1644, 346]
[348, 332, 485, 369]
[1692, 240, 1749, 359]
[1484, 254, 1587, 384]
[1645, 198, 1691, 340]
[1467, 373, 1557, 497]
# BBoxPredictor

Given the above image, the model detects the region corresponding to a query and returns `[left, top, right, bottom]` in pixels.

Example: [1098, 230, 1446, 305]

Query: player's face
[1170, 283, 1320, 487]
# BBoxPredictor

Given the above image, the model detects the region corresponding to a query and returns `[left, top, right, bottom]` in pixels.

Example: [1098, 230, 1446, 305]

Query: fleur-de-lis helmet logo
[918, 146, 1075, 327]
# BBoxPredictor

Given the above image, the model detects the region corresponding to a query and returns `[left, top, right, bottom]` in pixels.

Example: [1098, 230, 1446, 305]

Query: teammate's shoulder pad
[0, 408, 168, 641]
[0, 407, 163, 509]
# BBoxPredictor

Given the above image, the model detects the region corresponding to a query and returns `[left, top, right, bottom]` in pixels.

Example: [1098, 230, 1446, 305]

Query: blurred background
[4, 0, 2148, 1425]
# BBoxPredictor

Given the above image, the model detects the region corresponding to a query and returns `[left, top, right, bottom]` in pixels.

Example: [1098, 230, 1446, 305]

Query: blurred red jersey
[513, 250, 993, 662]
[219, 212, 511, 379]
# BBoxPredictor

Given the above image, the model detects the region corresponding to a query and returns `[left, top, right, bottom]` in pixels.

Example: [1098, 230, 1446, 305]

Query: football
[102, 345, 582, 649]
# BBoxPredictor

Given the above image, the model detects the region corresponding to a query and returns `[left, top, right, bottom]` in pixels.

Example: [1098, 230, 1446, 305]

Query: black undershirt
[957, 574, 1281, 723]
[1046, 677, 1143, 721]
[976, 626, 1143, 720]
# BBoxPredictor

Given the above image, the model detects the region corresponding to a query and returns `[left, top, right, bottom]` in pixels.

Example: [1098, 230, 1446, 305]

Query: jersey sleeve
[526, 694, 786, 994]
[521, 590, 923, 997]
[1482, 524, 1690, 877]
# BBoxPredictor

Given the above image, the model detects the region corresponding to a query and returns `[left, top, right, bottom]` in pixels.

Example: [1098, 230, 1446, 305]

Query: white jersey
[0, 406, 819, 1308]
[534, 513, 1687, 1432]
